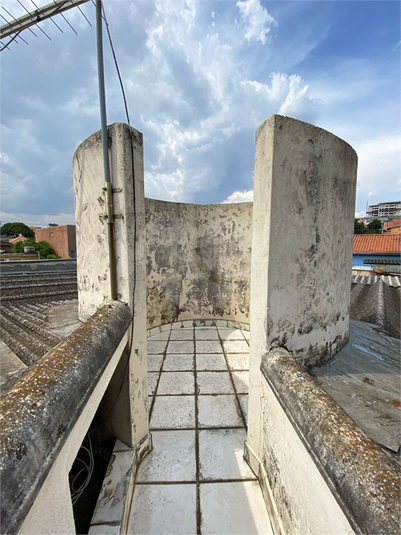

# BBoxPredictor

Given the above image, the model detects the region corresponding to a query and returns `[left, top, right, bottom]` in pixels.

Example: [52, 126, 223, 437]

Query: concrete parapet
[251, 347, 400, 535]
[247, 115, 357, 459]
[0, 301, 131, 535]
[73, 122, 149, 449]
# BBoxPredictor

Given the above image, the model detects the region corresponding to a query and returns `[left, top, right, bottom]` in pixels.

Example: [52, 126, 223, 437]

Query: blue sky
[0, 0, 399, 226]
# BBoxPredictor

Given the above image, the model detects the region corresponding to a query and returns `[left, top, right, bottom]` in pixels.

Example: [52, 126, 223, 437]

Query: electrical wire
[70, 432, 94, 505]
[101, 2, 130, 126]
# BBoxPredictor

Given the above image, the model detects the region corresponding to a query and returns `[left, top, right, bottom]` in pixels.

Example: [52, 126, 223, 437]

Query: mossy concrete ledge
[0, 301, 131, 535]
[261, 348, 400, 534]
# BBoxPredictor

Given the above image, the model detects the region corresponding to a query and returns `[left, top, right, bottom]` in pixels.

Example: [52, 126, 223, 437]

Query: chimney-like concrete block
[73, 123, 148, 447]
[248, 114, 357, 453]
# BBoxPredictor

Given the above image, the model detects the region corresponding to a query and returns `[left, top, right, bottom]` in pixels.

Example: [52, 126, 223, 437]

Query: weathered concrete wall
[244, 348, 400, 535]
[247, 115, 358, 509]
[73, 123, 149, 449]
[146, 199, 252, 328]
[0, 302, 131, 535]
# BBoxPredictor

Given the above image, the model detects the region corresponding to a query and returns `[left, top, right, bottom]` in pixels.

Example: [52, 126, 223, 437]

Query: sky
[0, 0, 400, 227]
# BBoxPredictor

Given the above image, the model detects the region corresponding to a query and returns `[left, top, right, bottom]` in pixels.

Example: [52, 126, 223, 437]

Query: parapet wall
[145, 198, 252, 328]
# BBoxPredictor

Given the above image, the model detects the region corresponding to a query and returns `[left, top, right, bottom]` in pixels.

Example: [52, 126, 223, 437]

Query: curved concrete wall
[145, 198, 252, 328]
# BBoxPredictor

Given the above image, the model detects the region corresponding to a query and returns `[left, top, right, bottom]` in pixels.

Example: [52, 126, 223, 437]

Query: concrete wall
[0, 259, 77, 274]
[244, 348, 400, 535]
[73, 123, 149, 449]
[246, 115, 359, 527]
[35, 225, 76, 259]
[146, 199, 252, 328]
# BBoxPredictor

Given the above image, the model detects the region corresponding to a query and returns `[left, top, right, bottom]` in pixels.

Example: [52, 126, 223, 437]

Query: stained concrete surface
[0, 339, 27, 393]
[311, 319, 401, 455]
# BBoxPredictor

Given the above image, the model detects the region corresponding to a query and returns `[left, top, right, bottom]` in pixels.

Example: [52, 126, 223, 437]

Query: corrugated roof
[353, 234, 401, 254]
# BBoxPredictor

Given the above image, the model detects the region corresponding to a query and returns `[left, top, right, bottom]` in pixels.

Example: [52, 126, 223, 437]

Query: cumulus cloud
[222, 190, 254, 203]
[237, 0, 278, 44]
[0, 0, 398, 222]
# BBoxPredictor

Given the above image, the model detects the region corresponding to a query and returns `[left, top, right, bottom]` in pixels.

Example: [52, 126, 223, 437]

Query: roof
[353, 234, 401, 254]
[384, 219, 401, 231]
[8, 236, 27, 245]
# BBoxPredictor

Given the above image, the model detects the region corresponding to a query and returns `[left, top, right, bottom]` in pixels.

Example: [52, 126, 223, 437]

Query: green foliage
[354, 219, 367, 234]
[13, 238, 35, 253]
[367, 218, 382, 232]
[13, 238, 59, 259]
[354, 218, 382, 234]
[1, 222, 34, 239]
[46, 254, 61, 259]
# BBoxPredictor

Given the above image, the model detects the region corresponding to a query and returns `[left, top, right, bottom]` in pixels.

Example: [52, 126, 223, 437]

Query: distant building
[383, 219, 401, 234]
[352, 233, 401, 273]
[35, 225, 76, 259]
[8, 235, 28, 246]
[366, 201, 401, 221]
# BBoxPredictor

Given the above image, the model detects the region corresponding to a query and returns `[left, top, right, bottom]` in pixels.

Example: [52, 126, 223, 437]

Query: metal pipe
[96, 0, 116, 300]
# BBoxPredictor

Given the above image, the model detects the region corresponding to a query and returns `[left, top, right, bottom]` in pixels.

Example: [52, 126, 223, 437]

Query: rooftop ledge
[0, 301, 131, 535]
[261, 347, 400, 534]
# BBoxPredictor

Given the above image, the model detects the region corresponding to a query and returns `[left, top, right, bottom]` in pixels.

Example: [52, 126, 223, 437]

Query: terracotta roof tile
[8, 236, 27, 245]
[353, 234, 401, 254]
[383, 219, 401, 231]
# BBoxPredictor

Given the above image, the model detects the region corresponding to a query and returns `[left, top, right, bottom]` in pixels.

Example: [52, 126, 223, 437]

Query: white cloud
[237, 0, 277, 44]
[222, 190, 254, 203]
[0, 211, 75, 227]
[355, 211, 366, 219]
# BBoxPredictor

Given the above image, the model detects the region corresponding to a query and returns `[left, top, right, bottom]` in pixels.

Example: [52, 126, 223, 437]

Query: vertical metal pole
[96, 0, 116, 300]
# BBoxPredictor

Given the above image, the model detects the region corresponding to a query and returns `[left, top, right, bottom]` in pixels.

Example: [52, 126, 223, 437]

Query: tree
[1, 222, 34, 239]
[367, 218, 382, 233]
[354, 219, 367, 234]
[13, 238, 60, 259]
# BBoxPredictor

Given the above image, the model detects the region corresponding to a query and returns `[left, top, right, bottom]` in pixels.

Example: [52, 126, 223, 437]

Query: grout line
[217, 330, 248, 429]
[149, 425, 245, 432]
[193, 324, 202, 535]
[148, 325, 172, 420]
[135, 478, 257, 486]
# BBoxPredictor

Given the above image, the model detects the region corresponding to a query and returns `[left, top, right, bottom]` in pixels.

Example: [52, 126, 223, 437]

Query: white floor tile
[223, 339, 249, 354]
[170, 329, 194, 341]
[148, 331, 170, 341]
[89, 524, 121, 534]
[136, 430, 196, 482]
[163, 354, 194, 371]
[242, 330, 250, 341]
[218, 328, 245, 341]
[148, 340, 168, 354]
[157, 371, 195, 395]
[151, 395, 195, 429]
[128, 484, 197, 535]
[196, 340, 223, 354]
[198, 395, 243, 428]
[167, 340, 195, 354]
[147, 372, 159, 396]
[148, 355, 164, 372]
[195, 328, 219, 340]
[199, 428, 256, 481]
[232, 371, 249, 394]
[197, 371, 234, 394]
[200, 481, 273, 535]
[196, 353, 227, 371]
[226, 354, 249, 370]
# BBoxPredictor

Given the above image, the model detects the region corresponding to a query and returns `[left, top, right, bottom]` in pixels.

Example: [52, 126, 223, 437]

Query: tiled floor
[128, 323, 273, 535]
